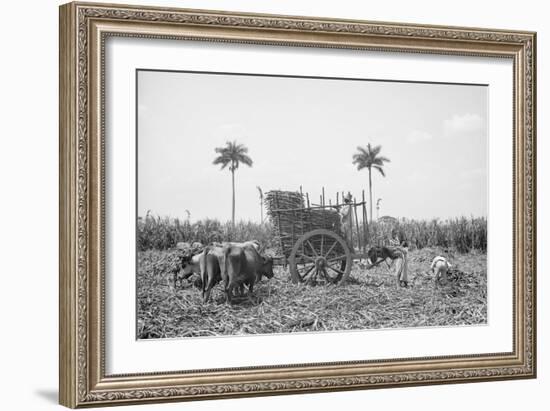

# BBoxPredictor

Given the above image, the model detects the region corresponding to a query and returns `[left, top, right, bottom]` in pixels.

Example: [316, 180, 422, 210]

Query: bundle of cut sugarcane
[265, 190, 305, 255]
[265, 190, 342, 256]
[264, 190, 304, 212]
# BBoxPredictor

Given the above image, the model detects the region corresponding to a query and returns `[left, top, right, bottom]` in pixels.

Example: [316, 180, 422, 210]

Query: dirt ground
[137, 247, 487, 339]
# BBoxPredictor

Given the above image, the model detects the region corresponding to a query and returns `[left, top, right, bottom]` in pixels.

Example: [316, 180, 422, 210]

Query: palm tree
[213, 141, 253, 226]
[352, 144, 390, 223]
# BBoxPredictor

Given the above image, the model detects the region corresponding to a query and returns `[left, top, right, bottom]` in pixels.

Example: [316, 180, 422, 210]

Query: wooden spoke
[326, 264, 345, 277]
[322, 267, 340, 283]
[306, 240, 319, 257]
[312, 268, 320, 280]
[299, 254, 315, 263]
[320, 234, 324, 256]
[297, 263, 315, 281]
[328, 255, 347, 263]
[306, 268, 320, 284]
[323, 241, 338, 259]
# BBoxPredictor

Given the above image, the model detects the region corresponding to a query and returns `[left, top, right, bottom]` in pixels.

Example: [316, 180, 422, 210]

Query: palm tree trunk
[231, 168, 236, 226]
[368, 167, 373, 223]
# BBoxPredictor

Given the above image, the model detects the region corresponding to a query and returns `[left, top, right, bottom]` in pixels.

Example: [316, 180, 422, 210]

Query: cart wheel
[289, 229, 352, 285]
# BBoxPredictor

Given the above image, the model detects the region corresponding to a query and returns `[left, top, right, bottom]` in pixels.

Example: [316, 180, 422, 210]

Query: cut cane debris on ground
[137, 247, 486, 339]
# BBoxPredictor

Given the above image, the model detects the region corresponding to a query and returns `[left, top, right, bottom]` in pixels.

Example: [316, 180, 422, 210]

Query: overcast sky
[137, 70, 487, 222]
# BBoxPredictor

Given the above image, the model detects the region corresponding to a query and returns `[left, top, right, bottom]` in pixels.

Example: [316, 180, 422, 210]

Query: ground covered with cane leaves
[137, 247, 486, 339]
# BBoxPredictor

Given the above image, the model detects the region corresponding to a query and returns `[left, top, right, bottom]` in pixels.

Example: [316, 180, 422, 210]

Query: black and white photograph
[136, 69, 488, 339]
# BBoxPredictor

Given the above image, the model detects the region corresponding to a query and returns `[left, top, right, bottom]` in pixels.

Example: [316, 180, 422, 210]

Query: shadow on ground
[35, 389, 58, 404]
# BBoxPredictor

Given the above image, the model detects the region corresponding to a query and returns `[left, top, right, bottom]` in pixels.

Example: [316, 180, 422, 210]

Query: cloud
[444, 113, 484, 137]
[407, 130, 433, 143]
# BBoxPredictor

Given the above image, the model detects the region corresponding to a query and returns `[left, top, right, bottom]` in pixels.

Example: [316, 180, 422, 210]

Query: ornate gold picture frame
[59, 2, 536, 408]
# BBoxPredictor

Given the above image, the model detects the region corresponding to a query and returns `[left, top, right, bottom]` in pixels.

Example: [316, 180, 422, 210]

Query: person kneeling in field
[431, 256, 452, 285]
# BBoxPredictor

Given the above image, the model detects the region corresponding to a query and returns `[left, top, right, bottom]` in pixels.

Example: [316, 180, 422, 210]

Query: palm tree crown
[213, 141, 253, 171]
[352, 144, 390, 223]
[213, 141, 253, 225]
[352, 144, 390, 176]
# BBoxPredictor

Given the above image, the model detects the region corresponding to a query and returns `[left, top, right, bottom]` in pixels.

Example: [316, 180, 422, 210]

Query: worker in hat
[339, 192, 355, 251]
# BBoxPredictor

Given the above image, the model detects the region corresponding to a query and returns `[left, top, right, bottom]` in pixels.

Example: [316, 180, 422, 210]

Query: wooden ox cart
[265, 190, 370, 285]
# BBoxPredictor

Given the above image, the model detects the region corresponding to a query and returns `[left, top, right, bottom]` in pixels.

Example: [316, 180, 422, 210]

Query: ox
[181, 241, 268, 302]
[174, 241, 206, 286]
[171, 252, 201, 288]
[199, 245, 226, 302]
[223, 244, 274, 303]
[211, 240, 261, 251]
[179, 252, 202, 277]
